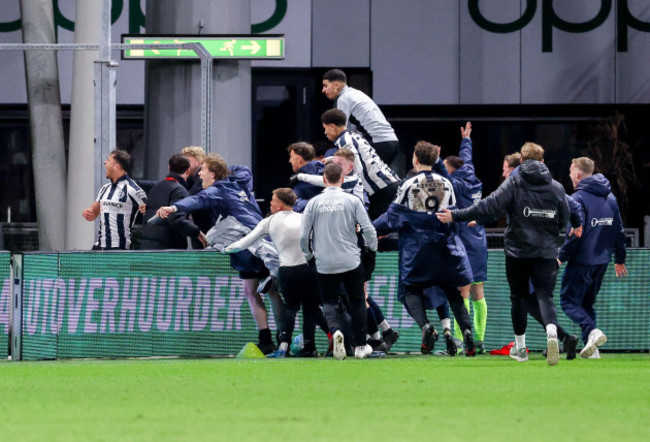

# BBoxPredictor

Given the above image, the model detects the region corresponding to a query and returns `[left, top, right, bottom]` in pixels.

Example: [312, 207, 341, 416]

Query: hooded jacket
[452, 160, 573, 259]
[558, 174, 626, 265]
[374, 203, 472, 288]
[174, 165, 262, 230]
[174, 165, 265, 273]
[433, 137, 487, 275]
[374, 170, 472, 288]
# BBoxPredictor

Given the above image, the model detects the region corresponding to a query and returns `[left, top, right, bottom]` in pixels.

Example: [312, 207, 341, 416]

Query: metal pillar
[144, 0, 251, 179]
[10, 254, 23, 360]
[92, 0, 116, 196]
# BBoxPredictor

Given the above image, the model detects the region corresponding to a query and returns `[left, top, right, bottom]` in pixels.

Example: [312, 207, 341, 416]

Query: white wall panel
[0, 2, 28, 103]
[1, 1, 649, 106]
[459, 0, 522, 104]
[615, 0, 650, 103]
[252, 0, 312, 68]
[371, 0, 459, 105]
[521, 0, 615, 104]
[311, 0, 369, 67]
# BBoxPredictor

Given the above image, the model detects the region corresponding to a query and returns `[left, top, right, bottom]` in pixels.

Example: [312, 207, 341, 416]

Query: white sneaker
[580, 328, 607, 359]
[354, 344, 373, 359]
[333, 330, 346, 360]
[547, 336, 560, 366]
[509, 345, 528, 362]
[589, 348, 601, 359]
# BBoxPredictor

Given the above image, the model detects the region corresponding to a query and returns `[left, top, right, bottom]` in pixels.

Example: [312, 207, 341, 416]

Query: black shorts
[368, 181, 399, 220]
[372, 140, 400, 165]
[239, 267, 270, 280]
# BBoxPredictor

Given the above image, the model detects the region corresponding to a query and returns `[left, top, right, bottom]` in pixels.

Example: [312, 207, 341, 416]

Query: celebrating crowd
[82, 69, 627, 365]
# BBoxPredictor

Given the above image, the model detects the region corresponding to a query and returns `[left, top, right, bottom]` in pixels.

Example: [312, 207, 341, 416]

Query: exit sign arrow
[241, 41, 261, 55]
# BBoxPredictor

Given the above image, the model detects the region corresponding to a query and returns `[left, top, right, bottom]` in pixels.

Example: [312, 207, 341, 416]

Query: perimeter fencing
[4, 249, 649, 360]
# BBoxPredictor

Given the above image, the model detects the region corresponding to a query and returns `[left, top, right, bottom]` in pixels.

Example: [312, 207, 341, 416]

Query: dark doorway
[251, 69, 317, 214]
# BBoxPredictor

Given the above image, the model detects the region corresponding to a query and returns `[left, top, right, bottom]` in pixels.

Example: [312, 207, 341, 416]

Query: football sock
[515, 334, 526, 350]
[454, 298, 471, 341]
[436, 303, 450, 321]
[278, 342, 289, 351]
[378, 320, 390, 333]
[366, 307, 379, 335]
[472, 298, 487, 342]
[440, 318, 451, 331]
[258, 328, 273, 345]
[546, 323, 557, 338]
[555, 324, 567, 341]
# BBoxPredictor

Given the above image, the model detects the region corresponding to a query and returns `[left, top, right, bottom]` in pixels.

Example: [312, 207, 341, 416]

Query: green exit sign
[121, 34, 285, 60]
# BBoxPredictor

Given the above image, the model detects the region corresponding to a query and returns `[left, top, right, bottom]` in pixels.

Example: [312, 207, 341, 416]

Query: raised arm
[458, 122, 474, 166]
[157, 190, 221, 219]
[296, 173, 326, 188]
[431, 144, 453, 180]
[225, 217, 272, 253]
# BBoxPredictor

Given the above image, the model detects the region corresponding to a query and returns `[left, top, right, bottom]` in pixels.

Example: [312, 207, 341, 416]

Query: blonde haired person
[157, 153, 283, 354]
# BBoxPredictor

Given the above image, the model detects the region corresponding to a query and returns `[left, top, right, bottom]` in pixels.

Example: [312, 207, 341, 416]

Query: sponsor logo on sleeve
[591, 217, 613, 227]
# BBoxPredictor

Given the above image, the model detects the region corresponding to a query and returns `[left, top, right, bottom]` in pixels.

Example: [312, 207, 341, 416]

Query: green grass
[1, 353, 648, 441]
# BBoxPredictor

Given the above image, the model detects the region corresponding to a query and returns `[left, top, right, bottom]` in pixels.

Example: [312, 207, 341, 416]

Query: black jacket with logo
[140, 172, 200, 249]
[452, 160, 573, 259]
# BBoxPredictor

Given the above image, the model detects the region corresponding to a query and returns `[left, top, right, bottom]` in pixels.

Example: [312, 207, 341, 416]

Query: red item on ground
[489, 341, 529, 355]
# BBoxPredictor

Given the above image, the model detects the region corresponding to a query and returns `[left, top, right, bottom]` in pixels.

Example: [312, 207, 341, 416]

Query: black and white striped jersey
[94, 175, 147, 249]
[394, 170, 455, 213]
[333, 129, 399, 196]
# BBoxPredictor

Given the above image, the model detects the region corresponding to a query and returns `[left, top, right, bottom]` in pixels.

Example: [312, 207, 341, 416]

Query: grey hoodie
[300, 186, 377, 274]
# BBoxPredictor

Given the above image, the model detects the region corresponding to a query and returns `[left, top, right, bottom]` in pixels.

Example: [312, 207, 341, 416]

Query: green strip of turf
[1, 354, 648, 441]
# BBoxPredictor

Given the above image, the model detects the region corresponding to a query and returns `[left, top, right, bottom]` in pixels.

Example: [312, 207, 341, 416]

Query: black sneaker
[257, 328, 275, 355]
[563, 334, 578, 360]
[293, 342, 319, 358]
[257, 341, 275, 355]
[382, 328, 400, 350]
[368, 338, 389, 353]
[463, 329, 476, 357]
[443, 328, 457, 356]
[421, 323, 438, 354]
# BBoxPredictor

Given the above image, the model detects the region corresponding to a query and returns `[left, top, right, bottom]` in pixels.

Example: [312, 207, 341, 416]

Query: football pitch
[1, 353, 648, 441]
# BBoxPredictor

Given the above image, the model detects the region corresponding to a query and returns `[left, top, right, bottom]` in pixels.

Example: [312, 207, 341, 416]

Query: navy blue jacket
[292, 161, 325, 213]
[558, 174, 626, 265]
[374, 203, 472, 288]
[433, 138, 487, 272]
[174, 165, 265, 272]
[452, 160, 574, 260]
